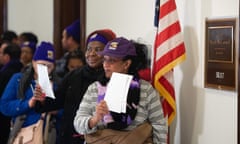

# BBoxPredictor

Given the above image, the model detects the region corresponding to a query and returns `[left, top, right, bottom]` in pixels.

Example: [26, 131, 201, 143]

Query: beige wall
[8, 0, 53, 44]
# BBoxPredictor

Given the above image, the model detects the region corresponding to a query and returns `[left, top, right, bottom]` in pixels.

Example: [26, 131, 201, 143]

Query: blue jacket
[0, 73, 41, 127]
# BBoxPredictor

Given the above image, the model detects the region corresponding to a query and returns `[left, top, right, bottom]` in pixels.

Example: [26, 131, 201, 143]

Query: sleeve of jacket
[74, 82, 98, 134]
[144, 81, 168, 143]
[0, 74, 30, 117]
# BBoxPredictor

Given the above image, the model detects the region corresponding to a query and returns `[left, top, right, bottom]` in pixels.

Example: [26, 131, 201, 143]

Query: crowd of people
[0, 19, 167, 144]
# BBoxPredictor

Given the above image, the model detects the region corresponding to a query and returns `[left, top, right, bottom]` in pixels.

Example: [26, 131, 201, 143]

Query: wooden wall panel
[54, 0, 86, 59]
[0, 0, 8, 38]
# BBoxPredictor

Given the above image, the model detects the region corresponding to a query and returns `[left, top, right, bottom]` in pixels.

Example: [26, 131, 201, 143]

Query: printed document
[104, 72, 133, 113]
[37, 64, 55, 99]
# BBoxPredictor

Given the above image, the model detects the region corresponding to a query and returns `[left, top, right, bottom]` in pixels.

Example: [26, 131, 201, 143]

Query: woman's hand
[89, 100, 109, 128]
[28, 84, 46, 108]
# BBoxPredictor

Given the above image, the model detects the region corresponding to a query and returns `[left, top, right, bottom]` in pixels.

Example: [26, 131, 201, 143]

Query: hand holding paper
[37, 64, 55, 99]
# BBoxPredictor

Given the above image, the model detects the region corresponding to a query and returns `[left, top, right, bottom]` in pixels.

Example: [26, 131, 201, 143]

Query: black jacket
[0, 59, 23, 144]
[35, 65, 104, 144]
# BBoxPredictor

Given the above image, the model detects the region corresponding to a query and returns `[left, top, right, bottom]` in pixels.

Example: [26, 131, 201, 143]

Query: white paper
[37, 64, 55, 99]
[104, 72, 133, 113]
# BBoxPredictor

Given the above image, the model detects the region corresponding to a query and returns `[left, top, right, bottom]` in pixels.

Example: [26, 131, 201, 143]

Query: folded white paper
[104, 72, 133, 113]
[37, 64, 55, 99]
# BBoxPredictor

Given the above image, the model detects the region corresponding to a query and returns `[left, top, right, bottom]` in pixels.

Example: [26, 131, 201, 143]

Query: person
[20, 41, 37, 68]
[33, 29, 116, 144]
[0, 42, 23, 144]
[73, 37, 168, 144]
[0, 30, 18, 45]
[65, 50, 86, 72]
[18, 32, 38, 45]
[55, 19, 82, 77]
[0, 41, 56, 144]
[0, 42, 9, 69]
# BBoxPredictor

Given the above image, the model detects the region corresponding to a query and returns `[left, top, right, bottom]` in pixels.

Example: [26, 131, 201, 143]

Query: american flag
[152, 0, 186, 125]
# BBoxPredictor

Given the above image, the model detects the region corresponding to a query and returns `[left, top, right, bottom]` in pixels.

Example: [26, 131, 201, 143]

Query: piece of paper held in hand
[104, 72, 133, 113]
[37, 64, 55, 99]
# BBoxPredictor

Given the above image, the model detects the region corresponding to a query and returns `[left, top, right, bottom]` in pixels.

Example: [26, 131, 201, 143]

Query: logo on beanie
[47, 50, 54, 60]
[90, 34, 98, 39]
[24, 41, 30, 45]
[109, 42, 118, 50]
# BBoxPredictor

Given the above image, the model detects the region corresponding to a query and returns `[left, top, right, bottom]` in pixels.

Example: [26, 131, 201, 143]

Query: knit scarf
[97, 77, 140, 130]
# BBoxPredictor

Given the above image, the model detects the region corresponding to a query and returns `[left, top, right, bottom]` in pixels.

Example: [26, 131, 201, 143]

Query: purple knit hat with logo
[86, 29, 116, 46]
[65, 19, 80, 44]
[87, 34, 108, 45]
[20, 41, 37, 53]
[98, 37, 137, 58]
[33, 41, 55, 63]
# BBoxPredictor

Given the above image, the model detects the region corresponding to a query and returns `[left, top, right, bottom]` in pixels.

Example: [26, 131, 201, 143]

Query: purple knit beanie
[33, 41, 55, 63]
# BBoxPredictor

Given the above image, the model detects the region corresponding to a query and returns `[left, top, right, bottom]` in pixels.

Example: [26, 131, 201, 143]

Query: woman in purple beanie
[20, 41, 37, 68]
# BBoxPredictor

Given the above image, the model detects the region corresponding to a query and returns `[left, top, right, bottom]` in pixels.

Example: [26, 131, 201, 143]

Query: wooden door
[54, 0, 86, 59]
[0, 0, 8, 39]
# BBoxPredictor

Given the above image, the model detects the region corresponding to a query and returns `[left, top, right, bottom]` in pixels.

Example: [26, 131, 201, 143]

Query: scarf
[97, 77, 140, 130]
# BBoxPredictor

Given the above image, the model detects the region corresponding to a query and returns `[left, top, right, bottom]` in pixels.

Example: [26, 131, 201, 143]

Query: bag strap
[43, 113, 51, 143]
[7, 115, 27, 144]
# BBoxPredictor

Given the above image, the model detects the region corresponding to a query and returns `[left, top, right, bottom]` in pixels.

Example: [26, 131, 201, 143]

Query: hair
[132, 41, 149, 69]
[19, 32, 38, 44]
[3, 43, 21, 59]
[1, 30, 18, 44]
[66, 31, 80, 44]
[65, 49, 86, 71]
[17, 65, 34, 99]
[121, 41, 149, 77]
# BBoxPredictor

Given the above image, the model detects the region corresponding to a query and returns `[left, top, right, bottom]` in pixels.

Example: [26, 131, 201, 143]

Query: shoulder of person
[86, 81, 98, 91]
[1, 72, 22, 84]
[139, 79, 156, 92]
[11, 72, 23, 80]
[139, 79, 152, 86]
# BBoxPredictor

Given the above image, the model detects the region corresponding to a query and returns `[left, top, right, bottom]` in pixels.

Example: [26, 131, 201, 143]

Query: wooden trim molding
[80, 0, 86, 52]
[238, 4, 240, 143]
[0, 0, 8, 36]
[238, 2, 240, 143]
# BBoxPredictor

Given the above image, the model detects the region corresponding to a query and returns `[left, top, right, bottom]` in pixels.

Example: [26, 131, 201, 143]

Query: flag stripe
[155, 43, 186, 73]
[160, 0, 169, 7]
[158, 72, 175, 97]
[156, 32, 185, 60]
[154, 53, 186, 84]
[155, 21, 181, 48]
[160, 0, 176, 19]
[159, 10, 179, 33]
[155, 72, 176, 124]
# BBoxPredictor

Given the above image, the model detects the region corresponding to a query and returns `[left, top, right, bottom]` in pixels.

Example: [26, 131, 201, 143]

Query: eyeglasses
[103, 57, 123, 65]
